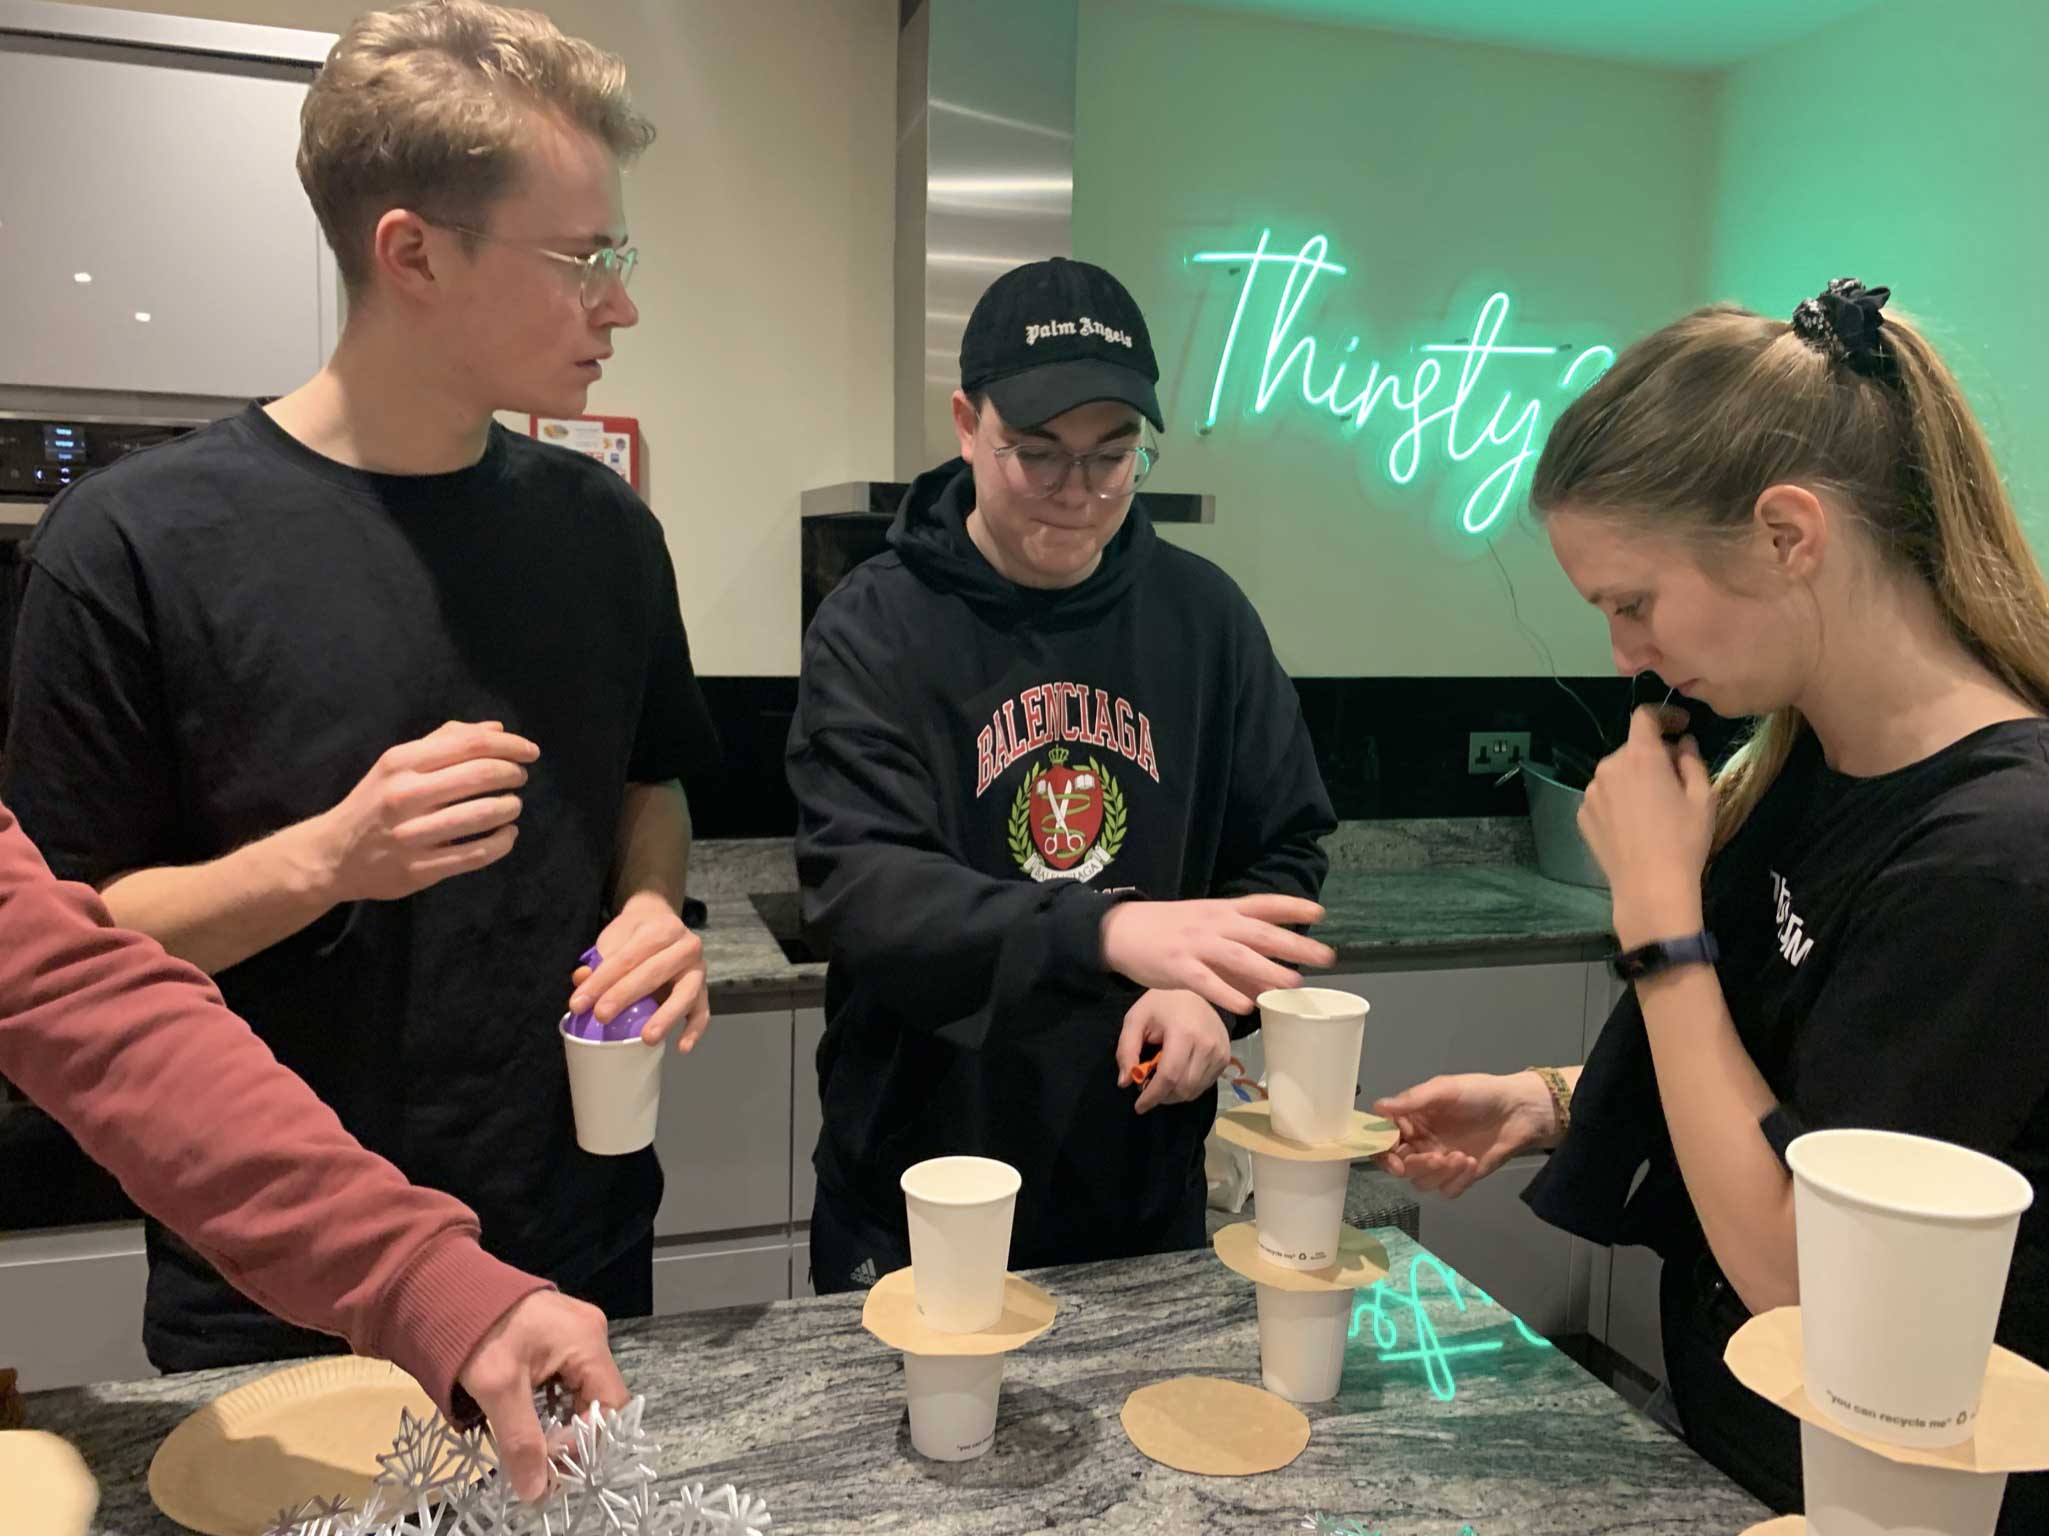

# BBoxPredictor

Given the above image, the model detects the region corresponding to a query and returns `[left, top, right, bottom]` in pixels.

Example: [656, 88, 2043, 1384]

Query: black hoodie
[787, 459, 1334, 1267]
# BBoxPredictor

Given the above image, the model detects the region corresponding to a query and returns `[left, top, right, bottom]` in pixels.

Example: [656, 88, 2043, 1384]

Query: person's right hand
[455, 1290, 628, 1502]
[310, 720, 539, 902]
[1373, 1072, 1560, 1199]
[1099, 895, 1334, 1015]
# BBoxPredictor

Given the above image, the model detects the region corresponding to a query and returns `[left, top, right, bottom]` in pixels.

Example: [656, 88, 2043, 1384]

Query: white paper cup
[1787, 1128, 2033, 1448]
[561, 1028, 663, 1156]
[1251, 1153, 1350, 1270]
[1256, 1283, 1354, 1403]
[1258, 988, 1368, 1144]
[1800, 1419, 2009, 1536]
[903, 1352, 1004, 1461]
[900, 1156, 1021, 1333]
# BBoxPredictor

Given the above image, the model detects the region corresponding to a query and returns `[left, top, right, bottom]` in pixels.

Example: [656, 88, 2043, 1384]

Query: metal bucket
[1520, 761, 1608, 889]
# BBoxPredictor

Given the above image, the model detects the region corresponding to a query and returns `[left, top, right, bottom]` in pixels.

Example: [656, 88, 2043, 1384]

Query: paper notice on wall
[534, 417, 633, 484]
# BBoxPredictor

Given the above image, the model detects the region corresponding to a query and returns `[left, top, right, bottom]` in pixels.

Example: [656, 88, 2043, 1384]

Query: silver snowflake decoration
[264, 1393, 769, 1536]
[267, 1495, 357, 1536]
[676, 1483, 772, 1535]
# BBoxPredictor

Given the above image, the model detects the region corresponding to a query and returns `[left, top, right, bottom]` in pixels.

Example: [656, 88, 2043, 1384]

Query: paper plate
[148, 1356, 439, 1536]
[0, 1430, 99, 1535]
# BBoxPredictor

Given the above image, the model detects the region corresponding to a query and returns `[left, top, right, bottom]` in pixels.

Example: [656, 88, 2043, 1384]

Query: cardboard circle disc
[1213, 1221, 1390, 1292]
[1723, 1307, 2049, 1474]
[1121, 1376, 1310, 1476]
[1214, 1102, 1398, 1161]
[860, 1267, 1057, 1356]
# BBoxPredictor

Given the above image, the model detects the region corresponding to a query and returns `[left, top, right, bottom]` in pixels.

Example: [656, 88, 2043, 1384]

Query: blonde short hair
[298, 0, 655, 293]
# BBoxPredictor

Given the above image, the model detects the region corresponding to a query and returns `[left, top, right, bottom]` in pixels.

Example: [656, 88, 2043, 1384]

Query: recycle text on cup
[1788, 1128, 2033, 1449]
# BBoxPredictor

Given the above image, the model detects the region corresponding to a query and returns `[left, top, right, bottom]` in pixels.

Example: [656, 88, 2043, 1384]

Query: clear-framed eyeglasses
[976, 407, 1159, 500]
[428, 221, 638, 310]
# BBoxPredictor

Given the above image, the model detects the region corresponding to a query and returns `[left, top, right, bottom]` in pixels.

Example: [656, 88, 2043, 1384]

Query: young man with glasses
[3, 2, 715, 1373]
[789, 258, 1337, 1290]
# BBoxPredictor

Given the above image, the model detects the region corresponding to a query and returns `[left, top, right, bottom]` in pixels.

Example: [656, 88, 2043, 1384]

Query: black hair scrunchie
[1791, 277, 1894, 378]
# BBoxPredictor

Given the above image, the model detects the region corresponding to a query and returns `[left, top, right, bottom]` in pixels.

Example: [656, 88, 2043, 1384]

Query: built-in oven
[0, 413, 198, 502]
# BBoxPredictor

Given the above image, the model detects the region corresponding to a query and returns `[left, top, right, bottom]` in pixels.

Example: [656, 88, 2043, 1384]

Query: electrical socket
[1467, 730, 1532, 775]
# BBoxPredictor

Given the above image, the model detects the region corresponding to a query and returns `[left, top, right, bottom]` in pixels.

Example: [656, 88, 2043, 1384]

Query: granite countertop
[696, 820, 1616, 1009]
[28, 1229, 1764, 1536]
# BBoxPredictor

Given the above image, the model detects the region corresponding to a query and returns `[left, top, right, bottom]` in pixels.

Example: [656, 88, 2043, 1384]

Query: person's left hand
[1115, 988, 1232, 1114]
[1578, 706, 1715, 947]
[568, 892, 710, 1053]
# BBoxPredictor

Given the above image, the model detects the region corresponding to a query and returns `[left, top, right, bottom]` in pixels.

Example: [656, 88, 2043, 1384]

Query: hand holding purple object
[560, 947, 660, 1043]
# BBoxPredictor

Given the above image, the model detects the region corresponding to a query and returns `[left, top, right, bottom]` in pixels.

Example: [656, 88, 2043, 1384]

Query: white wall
[1709, 0, 2049, 552]
[61, 0, 900, 675]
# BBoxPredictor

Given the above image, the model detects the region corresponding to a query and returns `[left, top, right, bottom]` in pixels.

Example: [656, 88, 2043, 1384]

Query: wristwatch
[1609, 930, 1720, 983]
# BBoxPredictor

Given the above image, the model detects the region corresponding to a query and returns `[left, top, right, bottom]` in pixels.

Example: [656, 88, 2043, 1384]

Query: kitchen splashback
[680, 672, 1744, 841]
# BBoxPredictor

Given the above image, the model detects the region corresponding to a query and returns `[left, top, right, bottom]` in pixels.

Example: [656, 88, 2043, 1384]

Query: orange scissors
[1128, 1051, 1266, 1101]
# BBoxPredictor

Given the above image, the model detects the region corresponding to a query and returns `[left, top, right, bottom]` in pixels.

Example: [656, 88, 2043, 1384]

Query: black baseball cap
[959, 257, 1163, 432]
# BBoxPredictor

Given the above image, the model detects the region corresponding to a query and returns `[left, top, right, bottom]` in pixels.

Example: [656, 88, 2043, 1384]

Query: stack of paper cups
[893, 1156, 1028, 1461]
[1207, 1004, 1396, 1409]
[1728, 1128, 2044, 1536]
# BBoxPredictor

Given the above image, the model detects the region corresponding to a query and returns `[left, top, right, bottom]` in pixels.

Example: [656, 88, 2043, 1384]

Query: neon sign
[1351, 1251, 1552, 1403]
[1188, 229, 1616, 535]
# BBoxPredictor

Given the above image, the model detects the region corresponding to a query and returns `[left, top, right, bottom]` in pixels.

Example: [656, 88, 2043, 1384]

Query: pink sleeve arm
[0, 801, 545, 1411]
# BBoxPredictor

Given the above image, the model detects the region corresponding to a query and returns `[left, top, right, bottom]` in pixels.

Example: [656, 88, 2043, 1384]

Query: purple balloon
[560, 946, 661, 1043]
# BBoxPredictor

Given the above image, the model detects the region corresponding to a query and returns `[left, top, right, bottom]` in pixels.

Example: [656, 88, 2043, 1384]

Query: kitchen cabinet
[0, 14, 338, 401]
[651, 1234, 792, 1317]
[791, 1240, 814, 1299]
[1576, 966, 1667, 1380]
[0, 1225, 151, 1391]
[652, 1003, 793, 1241]
[791, 1007, 828, 1226]
[1605, 1244, 1666, 1380]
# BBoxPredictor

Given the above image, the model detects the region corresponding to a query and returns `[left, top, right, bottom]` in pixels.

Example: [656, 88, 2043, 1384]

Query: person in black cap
[787, 256, 1338, 1290]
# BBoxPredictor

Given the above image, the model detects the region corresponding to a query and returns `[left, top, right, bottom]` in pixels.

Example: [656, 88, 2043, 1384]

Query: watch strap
[1610, 930, 1720, 983]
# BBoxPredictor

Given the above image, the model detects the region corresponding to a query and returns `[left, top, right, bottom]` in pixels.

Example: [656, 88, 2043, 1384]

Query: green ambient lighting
[1350, 1251, 1552, 1402]
[1188, 228, 1616, 534]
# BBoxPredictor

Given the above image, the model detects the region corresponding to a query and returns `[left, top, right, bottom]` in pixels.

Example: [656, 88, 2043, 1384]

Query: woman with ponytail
[1374, 280, 2049, 1527]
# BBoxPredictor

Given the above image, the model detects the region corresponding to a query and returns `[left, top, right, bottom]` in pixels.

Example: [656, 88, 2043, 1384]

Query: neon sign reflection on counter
[1351, 1250, 1552, 1402]
[1188, 229, 1615, 534]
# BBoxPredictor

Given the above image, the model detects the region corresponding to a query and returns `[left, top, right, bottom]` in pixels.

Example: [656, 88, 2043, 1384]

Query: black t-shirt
[3, 404, 716, 1367]
[1530, 719, 2049, 1370]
